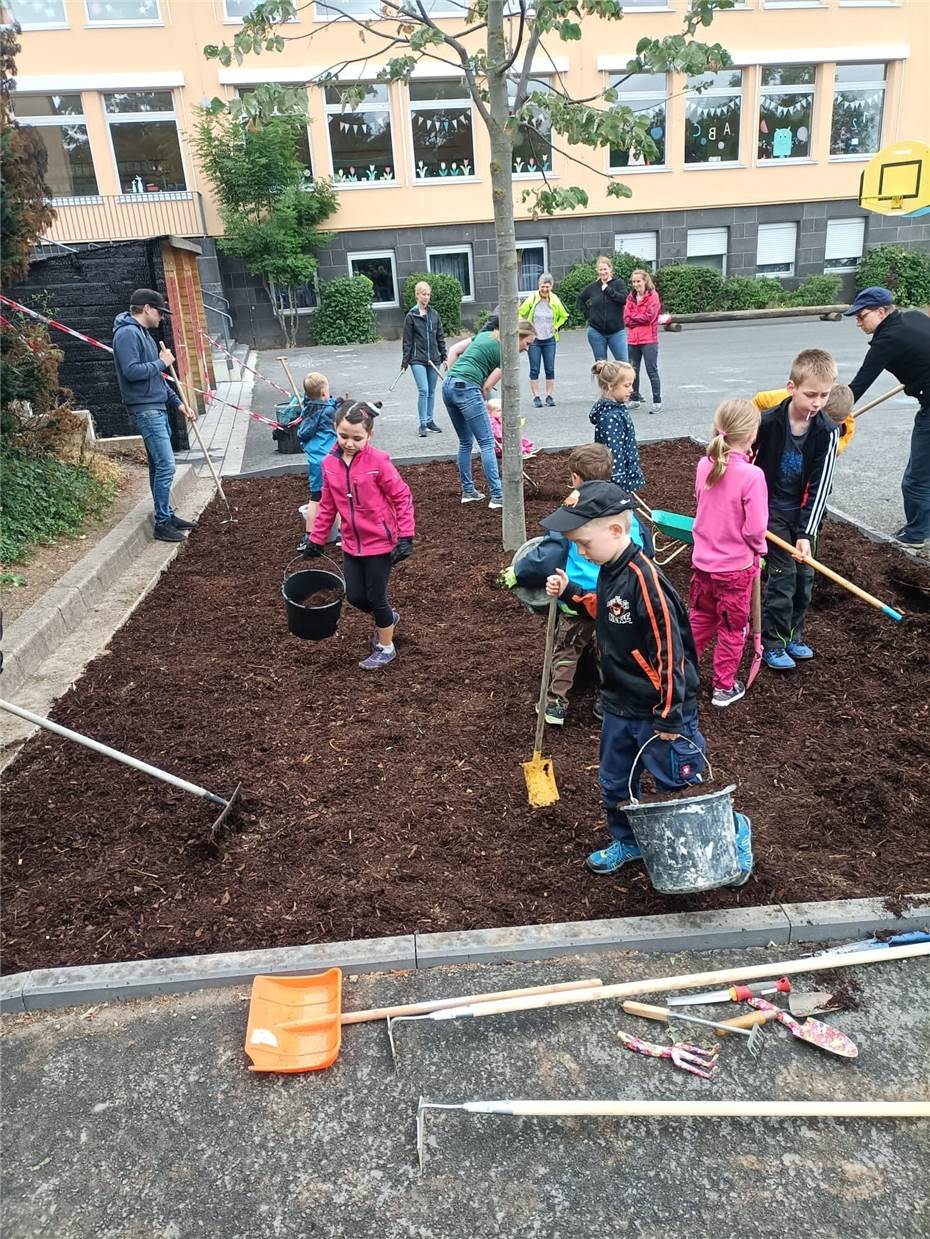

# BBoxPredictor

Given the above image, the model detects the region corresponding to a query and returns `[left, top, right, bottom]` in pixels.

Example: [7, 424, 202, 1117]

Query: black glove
[302, 541, 325, 559]
[390, 537, 413, 565]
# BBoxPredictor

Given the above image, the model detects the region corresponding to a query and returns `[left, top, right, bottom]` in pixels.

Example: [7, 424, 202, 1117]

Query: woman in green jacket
[519, 273, 569, 407]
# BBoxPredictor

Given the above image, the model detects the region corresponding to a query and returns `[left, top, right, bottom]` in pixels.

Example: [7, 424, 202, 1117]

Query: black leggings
[342, 552, 394, 628]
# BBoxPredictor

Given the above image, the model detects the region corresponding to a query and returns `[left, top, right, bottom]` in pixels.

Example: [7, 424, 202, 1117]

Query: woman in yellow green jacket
[519, 274, 569, 407]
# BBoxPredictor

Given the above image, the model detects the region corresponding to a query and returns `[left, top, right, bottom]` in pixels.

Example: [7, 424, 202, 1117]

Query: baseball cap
[540, 480, 636, 532]
[129, 288, 171, 315]
[843, 286, 893, 316]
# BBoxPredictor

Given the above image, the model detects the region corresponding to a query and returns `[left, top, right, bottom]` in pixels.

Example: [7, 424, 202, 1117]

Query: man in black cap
[542, 480, 752, 887]
[112, 289, 196, 543]
[846, 286, 930, 548]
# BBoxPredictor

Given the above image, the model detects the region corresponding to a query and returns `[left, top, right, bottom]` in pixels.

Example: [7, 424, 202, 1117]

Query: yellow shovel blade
[523, 752, 559, 808]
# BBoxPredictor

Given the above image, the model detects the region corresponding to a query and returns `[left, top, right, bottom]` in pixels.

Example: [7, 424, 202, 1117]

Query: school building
[8, 0, 930, 347]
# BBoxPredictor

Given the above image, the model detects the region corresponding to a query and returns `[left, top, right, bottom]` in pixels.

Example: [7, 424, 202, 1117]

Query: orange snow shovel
[244, 971, 601, 1072]
[523, 597, 560, 808]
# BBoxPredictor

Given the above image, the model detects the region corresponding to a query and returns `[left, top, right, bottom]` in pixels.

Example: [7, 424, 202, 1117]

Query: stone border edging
[2, 895, 926, 1013]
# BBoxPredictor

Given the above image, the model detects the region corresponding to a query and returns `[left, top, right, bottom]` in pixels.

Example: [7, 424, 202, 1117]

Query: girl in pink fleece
[306, 401, 415, 670]
[689, 399, 769, 708]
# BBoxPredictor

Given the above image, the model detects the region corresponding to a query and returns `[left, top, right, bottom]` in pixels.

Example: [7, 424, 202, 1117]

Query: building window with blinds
[409, 80, 475, 180]
[15, 94, 99, 197]
[517, 241, 548, 293]
[756, 222, 798, 276]
[685, 71, 743, 165]
[830, 64, 887, 158]
[104, 91, 186, 194]
[824, 218, 866, 272]
[614, 231, 658, 267]
[758, 66, 815, 162]
[686, 227, 728, 274]
[608, 72, 667, 169]
[325, 84, 396, 185]
[426, 246, 474, 300]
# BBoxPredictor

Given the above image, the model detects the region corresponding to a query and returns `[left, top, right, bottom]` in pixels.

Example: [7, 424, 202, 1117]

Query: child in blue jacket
[296, 372, 340, 553]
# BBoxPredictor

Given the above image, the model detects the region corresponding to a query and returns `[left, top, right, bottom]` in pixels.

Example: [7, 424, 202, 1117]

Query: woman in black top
[577, 255, 629, 364]
[402, 281, 448, 438]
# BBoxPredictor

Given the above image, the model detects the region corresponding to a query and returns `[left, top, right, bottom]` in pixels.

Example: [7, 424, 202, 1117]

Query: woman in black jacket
[577, 255, 629, 364]
[402, 281, 448, 438]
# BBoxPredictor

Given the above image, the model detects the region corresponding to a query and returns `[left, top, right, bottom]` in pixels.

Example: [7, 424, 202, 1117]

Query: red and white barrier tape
[198, 327, 292, 398]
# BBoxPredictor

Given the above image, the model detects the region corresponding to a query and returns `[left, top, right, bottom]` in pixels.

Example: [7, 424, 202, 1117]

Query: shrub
[857, 245, 930, 307]
[400, 272, 464, 336]
[556, 251, 651, 328]
[472, 307, 491, 332]
[0, 448, 117, 564]
[655, 264, 725, 315]
[720, 276, 787, 311]
[313, 275, 377, 346]
[789, 274, 842, 307]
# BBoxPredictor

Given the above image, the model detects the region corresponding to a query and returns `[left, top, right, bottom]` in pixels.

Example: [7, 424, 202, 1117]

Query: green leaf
[218, 45, 232, 68]
[606, 181, 634, 199]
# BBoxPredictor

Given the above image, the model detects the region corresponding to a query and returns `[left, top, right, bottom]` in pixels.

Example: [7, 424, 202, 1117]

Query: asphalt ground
[2, 944, 928, 1238]
[241, 316, 919, 540]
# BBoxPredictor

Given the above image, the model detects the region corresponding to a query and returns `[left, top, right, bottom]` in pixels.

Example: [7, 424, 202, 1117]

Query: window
[824, 217, 866, 272]
[426, 246, 474, 300]
[516, 241, 548, 294]
[609, 72, 668, 169]
[315, 0, 380, 16]
[686, 227, 728, 275]
[831, 63, 887, 157]
[409, 80, 474, 180]
[8, 0, 67, 26]
[324, 83, 395, 184]
[614, 231, 658, 266]
[85, 0, 159, 22]
[104, 91, 186, 193]
[236, 89, 313, 177]
[269, 278, 317, 314]
[510, 77, 554, 175]
[756, 222, 797, 276]
[685, 71, 742, 164]
[14, 94, 99, 197]
[224, 0, 260, 17]
[348, 251, 398, 306]
[758, 65, 815, 161]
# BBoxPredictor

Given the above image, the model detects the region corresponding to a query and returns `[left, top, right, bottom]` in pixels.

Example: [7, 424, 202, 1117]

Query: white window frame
[686, 227, 729, 275]
[425, 245, 475, 302]
[347, 250, 399, 308]
[685, 71, 744, 168]
[756, 65, 816, 165]
[268, 276, 318, 316]
[9, 0, 69, 28]
[824, 217, 866, 272]
[408, 79, 476, 183]
[103, 91, 190, 197]
[84, 0, 162, 27]
[223, 0, 298, 22]
[15, 94, 103, 200]
[324, 83, 397, 188]
[756, 222, 798, 277]
[314, 0, 460, 17]
[829, 63, 888, 162]
[614, 232, 658, 266]
[608, 72, 669, 173]
[516, 239, 549, 295]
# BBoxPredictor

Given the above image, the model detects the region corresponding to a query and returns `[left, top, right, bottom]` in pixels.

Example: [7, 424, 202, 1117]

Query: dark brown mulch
[3, 440, 929, 974]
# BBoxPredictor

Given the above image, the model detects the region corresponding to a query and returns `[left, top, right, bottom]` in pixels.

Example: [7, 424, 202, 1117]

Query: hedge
[313, 274, 377, 346]
[654, 265, 726, 315]
[0, 448, 117, 564]
[857, 245, 930, 308]
[400, 271, 464, 336]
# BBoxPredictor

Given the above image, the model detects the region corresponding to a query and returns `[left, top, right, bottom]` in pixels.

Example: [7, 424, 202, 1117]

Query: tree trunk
[486, 0, 527, 551]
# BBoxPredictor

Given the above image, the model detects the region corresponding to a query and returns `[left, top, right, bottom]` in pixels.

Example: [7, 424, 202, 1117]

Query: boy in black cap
[543, 480, 752, 884]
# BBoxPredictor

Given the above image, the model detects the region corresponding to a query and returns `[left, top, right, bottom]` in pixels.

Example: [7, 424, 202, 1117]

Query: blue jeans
[527, 337, 557, 381]
[410, 363, 438, 430]
[441, 377, 502, 499]
[132, 407, 176, 525]
[587, 326, 628, 364]
[901, 404, 930, 539]
[599, 710, 706, 845]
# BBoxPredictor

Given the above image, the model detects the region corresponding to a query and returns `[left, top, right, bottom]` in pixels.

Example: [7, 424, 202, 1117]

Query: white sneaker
[461, 490, 486, 503]
[712, 680, 746, 708]
[649, 401, 663, 414]
[488, 498, 503, 510]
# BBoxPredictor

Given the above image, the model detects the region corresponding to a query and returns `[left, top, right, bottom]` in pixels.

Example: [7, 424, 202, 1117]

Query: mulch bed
[3, 440, 929, 974]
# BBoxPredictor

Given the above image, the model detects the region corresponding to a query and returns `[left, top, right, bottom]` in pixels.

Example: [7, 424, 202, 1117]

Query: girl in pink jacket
[689, 398, 769, 708]
[623, 269, 663, 414]
[305, 401, 415, 670]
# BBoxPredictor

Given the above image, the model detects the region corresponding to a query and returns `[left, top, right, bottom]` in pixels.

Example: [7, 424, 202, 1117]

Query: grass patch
[0, 448, 119, 564]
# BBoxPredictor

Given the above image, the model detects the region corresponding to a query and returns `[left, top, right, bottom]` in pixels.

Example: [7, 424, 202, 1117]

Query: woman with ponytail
[689, 399, 769, 708]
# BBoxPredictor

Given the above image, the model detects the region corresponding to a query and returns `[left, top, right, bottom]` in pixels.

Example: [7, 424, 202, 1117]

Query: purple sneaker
[370, 609, 400, 651]
[359, 645, 396, 670]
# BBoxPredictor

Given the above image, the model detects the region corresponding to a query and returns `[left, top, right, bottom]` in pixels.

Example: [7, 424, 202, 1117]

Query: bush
[789, 274, 842, 307]
[857, 245, 930, 307]
[400, 271, 464, 336]
[720, 276, 787, 311]
[655, 264, 725, 315]
[556, 251, 652, 328]
[0, 448, 117, 563]
[313, 275, 377, 346]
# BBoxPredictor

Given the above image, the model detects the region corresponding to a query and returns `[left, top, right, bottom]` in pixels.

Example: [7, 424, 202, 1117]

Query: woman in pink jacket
[623, 269, 663, 414]
[305, 401, 415, 670]
[689, 398, 769, 708]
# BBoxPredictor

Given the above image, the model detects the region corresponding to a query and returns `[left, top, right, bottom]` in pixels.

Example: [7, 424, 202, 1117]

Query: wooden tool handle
[622, 1001, 669, 1023]
[853, 382, 904, 418]
[277, 356, 301, 398]
[498, 1099, 930, 1119]
[750, 573, 762, 631]
[532, 598, 559, 756]
[765, 530, 903, 621]
[340, 977, 603, 1025]
[716, 1011, 776, 1037]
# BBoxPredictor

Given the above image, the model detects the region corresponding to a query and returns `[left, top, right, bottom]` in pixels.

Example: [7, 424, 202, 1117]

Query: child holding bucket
[542, 480, 752, 887]
[589, 361, 646, 493]
[689, 399, 769, 709]
[296, 372, 340, 554]
[303, 401, 415, 670]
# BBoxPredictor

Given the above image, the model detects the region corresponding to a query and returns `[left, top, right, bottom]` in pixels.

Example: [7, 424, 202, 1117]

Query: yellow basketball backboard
[859, 140, 930, 217]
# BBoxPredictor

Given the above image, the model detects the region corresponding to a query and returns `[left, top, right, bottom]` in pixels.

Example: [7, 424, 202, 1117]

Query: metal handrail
[203, 290, 231, 311]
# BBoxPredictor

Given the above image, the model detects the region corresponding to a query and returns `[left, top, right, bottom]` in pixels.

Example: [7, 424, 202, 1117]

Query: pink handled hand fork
[617, 1030, 720, 1080]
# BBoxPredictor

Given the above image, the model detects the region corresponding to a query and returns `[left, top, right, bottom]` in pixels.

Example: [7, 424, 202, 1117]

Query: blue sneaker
[786, 639, 814, 660]
[763, 648, 796, 671]
[586, 839, 642, 875]
[728, 812, 753, 887]
[371, 608, 400, 651]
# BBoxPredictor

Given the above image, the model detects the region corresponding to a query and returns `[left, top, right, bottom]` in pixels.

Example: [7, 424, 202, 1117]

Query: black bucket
[281, 555, 345, 641]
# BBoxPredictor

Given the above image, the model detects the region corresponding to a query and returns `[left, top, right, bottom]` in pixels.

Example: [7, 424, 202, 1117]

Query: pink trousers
[689, 566, 755, 690]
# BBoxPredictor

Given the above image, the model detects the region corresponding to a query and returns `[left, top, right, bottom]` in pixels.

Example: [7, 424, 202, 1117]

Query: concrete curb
[1, 465, 200, 699]
[2, 894, 926, 1013]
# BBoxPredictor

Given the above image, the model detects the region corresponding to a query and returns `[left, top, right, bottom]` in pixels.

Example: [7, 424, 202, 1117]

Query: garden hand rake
[622, 1001, 766, 1058]
[617, 1030, 719, 1080]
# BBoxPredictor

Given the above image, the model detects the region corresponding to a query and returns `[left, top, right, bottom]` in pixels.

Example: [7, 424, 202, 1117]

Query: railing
[42, 192, 207, 245]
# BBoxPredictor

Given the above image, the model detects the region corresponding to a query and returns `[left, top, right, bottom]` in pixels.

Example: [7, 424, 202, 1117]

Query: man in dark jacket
[576, 256, 629, 363]
[112, 288, 195, 543]
[846, 286, 930, 548]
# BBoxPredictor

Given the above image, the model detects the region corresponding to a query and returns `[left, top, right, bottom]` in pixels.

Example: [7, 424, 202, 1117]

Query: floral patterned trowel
[747, 997, 859, 1058]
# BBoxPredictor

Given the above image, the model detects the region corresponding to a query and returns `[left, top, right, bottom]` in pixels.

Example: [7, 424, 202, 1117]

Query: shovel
[746, 997, 858, 1057]
[522, 596, 559, 808]
[276, 355, 302, 399]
